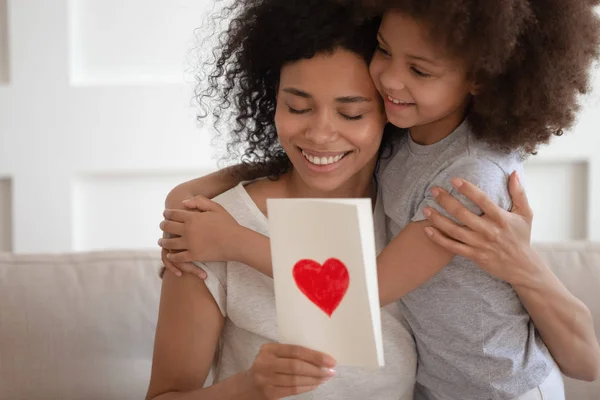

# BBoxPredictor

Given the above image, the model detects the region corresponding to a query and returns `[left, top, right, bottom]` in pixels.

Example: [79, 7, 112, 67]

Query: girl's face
[369, 11, 477, 142]
[275, 49, 386, 194]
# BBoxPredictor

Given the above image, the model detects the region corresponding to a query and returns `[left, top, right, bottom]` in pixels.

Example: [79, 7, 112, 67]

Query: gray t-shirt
[378, 121, 553, 400]
[196, 183, 417, 400]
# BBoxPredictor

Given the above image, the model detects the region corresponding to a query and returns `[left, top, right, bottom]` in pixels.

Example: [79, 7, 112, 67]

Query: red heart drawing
[292, 258, 350, 317]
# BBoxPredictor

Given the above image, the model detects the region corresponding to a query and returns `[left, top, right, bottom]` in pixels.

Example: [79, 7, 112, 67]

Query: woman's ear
[470, 81, 482, 96]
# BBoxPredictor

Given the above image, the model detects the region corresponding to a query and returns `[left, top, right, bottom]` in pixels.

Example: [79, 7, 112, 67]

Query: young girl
[160, 0, 600, 399]
[147, 2, 417, 399]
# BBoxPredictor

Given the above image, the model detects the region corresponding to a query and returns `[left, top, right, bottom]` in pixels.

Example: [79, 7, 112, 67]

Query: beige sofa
[0, 243, 598, 399]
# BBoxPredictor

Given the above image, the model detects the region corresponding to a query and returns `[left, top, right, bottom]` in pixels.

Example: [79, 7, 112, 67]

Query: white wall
[524, 67, 600, 242]
[0, 1, 598, 253]
[0, 0, 218, 253]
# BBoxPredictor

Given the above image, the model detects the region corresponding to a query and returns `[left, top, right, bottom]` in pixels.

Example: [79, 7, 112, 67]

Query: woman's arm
[146, 270, 258, 400]
[423, 172, 600, 382]
[147, 269, 336, 399]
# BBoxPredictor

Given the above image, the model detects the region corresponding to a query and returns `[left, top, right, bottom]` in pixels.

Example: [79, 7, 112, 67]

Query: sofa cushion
[534, 242, 600, 399]
[0, 244, 598, 399]
[0, 250, 161, 400]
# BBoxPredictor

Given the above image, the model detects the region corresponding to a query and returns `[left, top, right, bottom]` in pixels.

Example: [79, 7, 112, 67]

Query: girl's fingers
[161, 249, 182, 277]
[158, 237, 186, 251]
[180, 261, 207, 279]
[159, 220, 185, 237]
[182, 195, 220, 212]
[163, 260, 183, 278]
[166, 251, 192, 264]
[163, 209, 193, 223]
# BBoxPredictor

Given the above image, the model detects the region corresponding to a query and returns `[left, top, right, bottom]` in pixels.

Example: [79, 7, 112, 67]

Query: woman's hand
[422, 171, 538, 286]
[246, 343, 336, 399]
[422, 172, 600, 381]
[159, 195, 243, 267]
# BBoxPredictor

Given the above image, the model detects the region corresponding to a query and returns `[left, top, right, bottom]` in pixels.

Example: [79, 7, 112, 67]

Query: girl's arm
[166, 164, 261, 206]
[161, 202, 453, 306]
[161, 173, 600, 382]
[161, 164, 267, 279]
[424, 173, 600, 382]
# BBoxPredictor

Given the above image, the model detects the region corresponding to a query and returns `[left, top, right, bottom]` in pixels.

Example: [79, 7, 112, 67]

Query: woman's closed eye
[340, 113, 363, 121]
[288, 106, 311, 115]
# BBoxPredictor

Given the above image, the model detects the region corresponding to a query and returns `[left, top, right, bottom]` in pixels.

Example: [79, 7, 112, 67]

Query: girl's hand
[159, 195, 242, 265]
[246, 343, 336, 400]
[160, 247, 207, 280]
[423, 171, 539, 286]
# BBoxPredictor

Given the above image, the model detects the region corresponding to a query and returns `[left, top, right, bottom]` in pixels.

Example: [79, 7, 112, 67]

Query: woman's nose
[305, 111, 338, 144]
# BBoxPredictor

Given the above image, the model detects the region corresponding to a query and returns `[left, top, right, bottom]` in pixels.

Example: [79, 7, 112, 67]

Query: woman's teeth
[387, 95, 412, 105]
[301, 150, 347, 166]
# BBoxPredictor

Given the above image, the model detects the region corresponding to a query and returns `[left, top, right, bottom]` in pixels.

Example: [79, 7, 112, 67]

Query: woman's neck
[282, 166, 376, 201]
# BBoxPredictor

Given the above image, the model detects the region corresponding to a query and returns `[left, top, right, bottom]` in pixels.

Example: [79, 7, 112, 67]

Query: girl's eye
[375, 44, 391, 57]
[288, 106, 310, 114]
[340, 113, 363, 121]
[411, 66, 431, 78]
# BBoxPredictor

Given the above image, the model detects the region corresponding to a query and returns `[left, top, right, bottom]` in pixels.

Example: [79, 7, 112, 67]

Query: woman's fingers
[251, 344, 334, 399]
[431, 187, 491, 233]
[272, 357, 336, 380]
[271, 385, 320, 399]
[508, 171, 533, 222]
[423, 207, 485, 248]
[424, 226, 477, 261]
[270, 344, 336, 369]
[448, 178, 504, 222]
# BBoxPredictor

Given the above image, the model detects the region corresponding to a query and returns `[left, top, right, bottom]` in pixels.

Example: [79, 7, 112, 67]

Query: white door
[0, 0, 217, 253]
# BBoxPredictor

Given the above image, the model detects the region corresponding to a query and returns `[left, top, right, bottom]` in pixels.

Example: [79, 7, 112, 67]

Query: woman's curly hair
[196, 0, 386, 177]
[361, 0, 600, 153]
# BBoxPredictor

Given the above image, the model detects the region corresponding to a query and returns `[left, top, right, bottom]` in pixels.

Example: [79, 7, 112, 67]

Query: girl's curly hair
[196, 0, 386, 177]
[361, 0, 600, 153]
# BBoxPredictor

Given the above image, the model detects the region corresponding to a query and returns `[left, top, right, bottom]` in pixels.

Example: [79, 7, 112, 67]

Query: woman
[147, 1, 417, 399]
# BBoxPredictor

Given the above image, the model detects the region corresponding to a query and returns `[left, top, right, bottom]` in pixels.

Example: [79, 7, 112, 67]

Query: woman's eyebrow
[282, 88, 371, 103]
[282, 87, 311, 98]
[335, 96, 371, 104]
